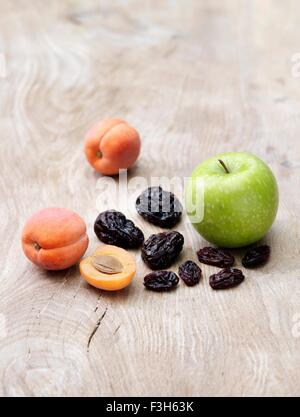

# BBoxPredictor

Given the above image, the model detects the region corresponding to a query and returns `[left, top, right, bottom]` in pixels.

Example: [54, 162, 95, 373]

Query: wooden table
[1, 0, 300, 397]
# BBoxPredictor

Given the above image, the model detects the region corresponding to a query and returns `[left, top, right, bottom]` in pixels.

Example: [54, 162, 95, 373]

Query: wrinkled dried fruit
[136, 186, 182, 228]
[209, 268, 245, 290]
[197, 247, 234, 268]
[91, 254, 124, 274]
[178, 260, 201, 286]
[242, 245, 270, 268]
[144, 271, 179, 291]
[142, 231, 184, 270]
[94, 210, 144, 249]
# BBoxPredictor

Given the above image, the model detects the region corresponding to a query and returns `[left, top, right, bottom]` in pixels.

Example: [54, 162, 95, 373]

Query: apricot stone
[22, 207, 89, 270]
[84, 118, 141, 175]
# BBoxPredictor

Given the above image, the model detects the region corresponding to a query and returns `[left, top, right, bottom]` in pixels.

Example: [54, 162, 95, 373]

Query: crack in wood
[87, 307, 108, 352]
[93, 294, 102, 312]
[113, 324, 121, 335]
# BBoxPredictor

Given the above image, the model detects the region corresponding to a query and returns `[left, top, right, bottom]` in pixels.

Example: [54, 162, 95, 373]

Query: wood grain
[1, 0, 300, 396]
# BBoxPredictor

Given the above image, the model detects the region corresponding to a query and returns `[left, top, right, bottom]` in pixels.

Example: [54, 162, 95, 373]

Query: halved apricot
[80, 245, 136, 291]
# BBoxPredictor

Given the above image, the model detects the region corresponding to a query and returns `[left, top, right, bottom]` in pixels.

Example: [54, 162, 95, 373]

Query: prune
[197, 247, 234, 268]
[136, 186, 182, 228]
[178, 260, 201, 286]
[141, 231, 184, 270]
[94, 210, 144, 249]
[209, 268, 245, 290]
[144, 271, 179, 291]
[242, 245, 270, 268]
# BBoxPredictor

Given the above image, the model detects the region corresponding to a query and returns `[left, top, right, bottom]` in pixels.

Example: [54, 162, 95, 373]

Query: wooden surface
[1, 0, 300, 397]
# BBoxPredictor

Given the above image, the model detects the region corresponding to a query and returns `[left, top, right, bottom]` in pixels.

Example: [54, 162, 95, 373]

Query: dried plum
[242, 245, 270, 268]
[136, 186, 182, 228]
[197, 247, 234, 268]
[144, 271, 179, 291]
[209, 268, 245, 290]
[94, 210, 144, 249]
[178, 260, 201, 286]
[141, 231, 184, 270]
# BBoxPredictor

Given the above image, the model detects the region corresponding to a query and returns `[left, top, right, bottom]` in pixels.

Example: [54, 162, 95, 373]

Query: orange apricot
[22, 207, 89, 270]
[84, 118, 141, 175]
[80, 245, 136, 291]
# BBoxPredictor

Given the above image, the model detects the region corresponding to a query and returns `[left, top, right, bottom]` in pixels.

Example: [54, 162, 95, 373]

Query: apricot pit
[91, 254, 124, 274]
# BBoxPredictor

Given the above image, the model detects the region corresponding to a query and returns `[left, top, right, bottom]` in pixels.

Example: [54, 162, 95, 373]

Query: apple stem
[218, 159, 230, 174]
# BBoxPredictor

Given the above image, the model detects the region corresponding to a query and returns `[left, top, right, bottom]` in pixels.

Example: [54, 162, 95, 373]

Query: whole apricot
[22, 207, 89, 270]
[84, 118, 141, 175]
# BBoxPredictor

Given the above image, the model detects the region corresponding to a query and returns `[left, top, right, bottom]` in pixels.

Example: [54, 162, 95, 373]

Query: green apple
[185, 152, 279, 248]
